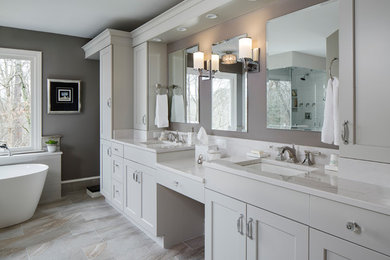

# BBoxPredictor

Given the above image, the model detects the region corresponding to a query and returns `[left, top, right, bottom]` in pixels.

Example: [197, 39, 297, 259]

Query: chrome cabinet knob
[173, 181, 179, 187]
[346, 221, 361, 234]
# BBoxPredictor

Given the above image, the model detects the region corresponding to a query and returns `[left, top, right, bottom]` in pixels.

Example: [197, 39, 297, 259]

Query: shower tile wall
[291, 67, 327, 131]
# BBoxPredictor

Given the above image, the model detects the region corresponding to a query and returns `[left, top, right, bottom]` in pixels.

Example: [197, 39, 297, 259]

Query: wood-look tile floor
[0, 192, 204, 260]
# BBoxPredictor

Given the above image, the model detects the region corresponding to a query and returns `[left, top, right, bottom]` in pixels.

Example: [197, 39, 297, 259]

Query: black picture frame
[47, 79, 81, 114]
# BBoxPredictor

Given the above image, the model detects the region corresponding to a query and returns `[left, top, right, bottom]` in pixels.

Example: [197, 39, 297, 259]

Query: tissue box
[195, 144, 218, 163]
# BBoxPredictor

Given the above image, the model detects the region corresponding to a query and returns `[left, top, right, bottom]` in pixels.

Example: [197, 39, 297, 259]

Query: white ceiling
[267, 0, 339, 57]
[0, 0, 183, 38]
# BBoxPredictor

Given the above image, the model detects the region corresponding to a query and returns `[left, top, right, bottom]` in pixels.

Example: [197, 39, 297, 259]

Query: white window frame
[212, 72, 237, 131]
[0, 47, 42, 153]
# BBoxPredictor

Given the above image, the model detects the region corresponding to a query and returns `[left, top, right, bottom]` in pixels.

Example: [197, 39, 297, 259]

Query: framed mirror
[211, 34, 248, 132]
[168, 45, 199, 124]
[266, 0, 339, 131]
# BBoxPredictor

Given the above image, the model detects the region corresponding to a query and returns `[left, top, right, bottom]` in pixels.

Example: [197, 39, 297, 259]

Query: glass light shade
[239, 37, 252, 59]
[211, 54, 219, 71]
[222, 53, 237, 64]
[193, 51, 204, 69]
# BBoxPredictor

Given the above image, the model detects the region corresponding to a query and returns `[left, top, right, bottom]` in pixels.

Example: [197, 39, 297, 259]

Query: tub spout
[0, 143, 12, 156]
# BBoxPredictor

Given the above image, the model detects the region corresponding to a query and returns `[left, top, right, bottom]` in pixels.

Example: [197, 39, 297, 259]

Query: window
[186, 68, 199, 124]
[212, 72, 237, 131]
[266, 79, 292, 129]
[0, 48, 42, 153]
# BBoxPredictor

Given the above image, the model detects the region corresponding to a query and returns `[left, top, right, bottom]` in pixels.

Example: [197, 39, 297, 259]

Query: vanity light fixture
[222, 52, 237, 64]
[238, 37, 260, 72]
[177, 27, 187, 32]
[193, 52, 219, 80]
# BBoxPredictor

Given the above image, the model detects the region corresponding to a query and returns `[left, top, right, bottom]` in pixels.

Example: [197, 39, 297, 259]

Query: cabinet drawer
[112, 155, 124, 183]
[112, 179, 124, 211]
[206, 168, 310, 224]
[112, 142, 124, 157]
[124, 145, 156, 167]
[310, 196, 390, 256]
[157, 168, 204, 203]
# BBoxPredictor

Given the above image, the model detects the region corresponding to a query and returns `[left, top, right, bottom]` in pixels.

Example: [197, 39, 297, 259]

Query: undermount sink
[236, 159, 317, 177]
[140, 140, 184, 148]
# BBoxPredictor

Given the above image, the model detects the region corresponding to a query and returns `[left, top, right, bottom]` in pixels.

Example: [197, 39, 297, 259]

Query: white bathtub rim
[0, 163, 49, 180]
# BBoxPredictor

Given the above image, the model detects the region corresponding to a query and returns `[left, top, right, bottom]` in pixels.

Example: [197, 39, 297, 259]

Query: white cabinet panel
[205, 189, 246, 260]
[111, 155, 123, 183]
[99, 45, 112, 140]
[139, 167, 156, 234]
[133, 42, 148, 130]
[100, 139, 112, 198]
[310, 229, 390, 260]
[339, 0, 390, 163]
[247, 205, 308, 260]
[112, 179, 124, 211]
[124, 158, 157, 235]
[124, 160, 141, 219]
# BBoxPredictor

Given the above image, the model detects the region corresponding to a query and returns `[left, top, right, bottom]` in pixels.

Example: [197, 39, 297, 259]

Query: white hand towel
[155, 94, 169, 128]
[171, 95, 185, 122]
[321, 79, 334, 144]
[332, 77, 340, 145]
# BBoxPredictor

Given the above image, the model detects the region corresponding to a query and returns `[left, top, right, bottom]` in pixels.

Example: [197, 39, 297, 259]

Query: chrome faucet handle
[302, 150, 321, 166]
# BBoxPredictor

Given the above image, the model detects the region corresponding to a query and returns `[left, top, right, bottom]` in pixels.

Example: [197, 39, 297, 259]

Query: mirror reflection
[211, 34, 248, 132]
[168, 45, 199, 124]
[266, 0, 339, 131]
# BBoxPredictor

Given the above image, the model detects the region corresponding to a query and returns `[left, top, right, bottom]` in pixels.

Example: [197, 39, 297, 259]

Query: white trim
[61, 176, 100, 184]
[0, 47, 42, 151]
[130, 0, 232, 46]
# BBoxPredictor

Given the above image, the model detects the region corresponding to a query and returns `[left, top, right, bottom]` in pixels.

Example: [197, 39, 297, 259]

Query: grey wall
[168, 0, 337, 149]
[0, 26, 100, 180]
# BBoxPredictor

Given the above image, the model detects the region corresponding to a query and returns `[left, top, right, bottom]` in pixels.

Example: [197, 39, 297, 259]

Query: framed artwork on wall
[47, 79, 81, 114]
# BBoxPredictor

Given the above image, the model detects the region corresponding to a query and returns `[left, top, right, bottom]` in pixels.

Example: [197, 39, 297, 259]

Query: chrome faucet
[280, 145, 298, 163]
[167, 131, 184, 143]
[0, 142, 12, 156]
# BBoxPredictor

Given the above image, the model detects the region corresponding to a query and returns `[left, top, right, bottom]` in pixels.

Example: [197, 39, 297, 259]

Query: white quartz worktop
[113, 138, 194, 153]
[156, 157, 205, 183]
[204, 158, 390, 216]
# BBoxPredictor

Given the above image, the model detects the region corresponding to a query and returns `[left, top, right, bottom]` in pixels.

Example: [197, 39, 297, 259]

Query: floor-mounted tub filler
[0, 164, 48, 228]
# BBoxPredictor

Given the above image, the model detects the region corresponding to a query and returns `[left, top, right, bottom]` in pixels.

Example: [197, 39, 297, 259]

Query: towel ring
[329, 57, 339, 80]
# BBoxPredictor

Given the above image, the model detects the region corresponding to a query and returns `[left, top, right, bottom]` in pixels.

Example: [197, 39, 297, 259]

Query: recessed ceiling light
[177, 27, 187, 32]
[151, 37, 162, 42]
[205, 13, 218, 19]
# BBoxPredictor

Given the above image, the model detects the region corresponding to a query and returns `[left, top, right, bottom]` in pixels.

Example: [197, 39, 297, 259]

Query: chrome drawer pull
[346, 221, 361, 234]
[341, 120, 349, 145]
[237, 214, 244, 235]
[247, 218, 254, 240]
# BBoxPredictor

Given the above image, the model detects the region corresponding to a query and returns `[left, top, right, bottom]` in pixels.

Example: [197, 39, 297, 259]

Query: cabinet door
[340, 0, 390, 163]
[310, 229, 390, 260]
[133, 42, 148, 130]
[124, 160, 141, 219]
[139, 167, 157, 235]
[100, 139, 112, 198]
[99, 45, 113, 140]
[205, 189, 246, 260]
[246, 205, 308, 260]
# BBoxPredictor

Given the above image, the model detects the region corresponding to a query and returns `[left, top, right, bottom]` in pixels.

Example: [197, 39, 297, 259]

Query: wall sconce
[238, 37, 260, 73]
[193, 52, 219, 80]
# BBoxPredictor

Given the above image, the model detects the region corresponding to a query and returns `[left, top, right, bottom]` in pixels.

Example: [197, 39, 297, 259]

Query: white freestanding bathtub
[0, 164, 48, 228]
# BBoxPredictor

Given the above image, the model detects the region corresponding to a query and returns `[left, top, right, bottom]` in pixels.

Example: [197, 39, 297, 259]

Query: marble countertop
[113, 138, 195, 153]
[204, 157, 390, 216]
[156, 157, 205, 183]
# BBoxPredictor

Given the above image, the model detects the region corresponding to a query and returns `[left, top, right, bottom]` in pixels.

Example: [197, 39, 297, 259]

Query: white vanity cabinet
[205, 189, 308, 260]
[133, 41, 167, 130]
[100, 139, 112, 198]
[310, 229, 390, 260]
[83, 29, 133, 141]
[124, 157, 157, 235]
[340, 0, 390, 163]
